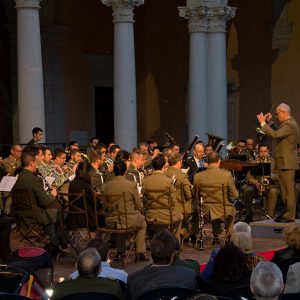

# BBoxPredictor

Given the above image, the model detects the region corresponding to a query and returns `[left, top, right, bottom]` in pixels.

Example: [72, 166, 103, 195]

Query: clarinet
[197, 195, 204, 250]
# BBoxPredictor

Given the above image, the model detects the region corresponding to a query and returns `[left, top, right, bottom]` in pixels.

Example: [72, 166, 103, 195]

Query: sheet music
[0, 176, 17, 192]
[45, 176, 55, 187]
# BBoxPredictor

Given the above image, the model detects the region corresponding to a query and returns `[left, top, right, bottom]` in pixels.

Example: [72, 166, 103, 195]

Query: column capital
[178, 5, 236, 33]
[15, 0, 41, 9]
[207, 6, 236, 32]
[101, 0, 144, 23]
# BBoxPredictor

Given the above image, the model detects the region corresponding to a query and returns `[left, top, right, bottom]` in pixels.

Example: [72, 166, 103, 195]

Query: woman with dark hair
[208, 243, 250, 296]
[66, 160, 100, 230]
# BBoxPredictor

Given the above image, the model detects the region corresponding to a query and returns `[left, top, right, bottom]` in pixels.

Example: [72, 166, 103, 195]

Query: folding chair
[11, 189, 47, 247]
[95, 192, 139, 265]
[143, 187, 179, 239]
[58, 191, 92, 253]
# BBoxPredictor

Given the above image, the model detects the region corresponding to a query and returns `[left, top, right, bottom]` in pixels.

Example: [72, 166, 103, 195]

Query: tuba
[206, 133, 225, 153]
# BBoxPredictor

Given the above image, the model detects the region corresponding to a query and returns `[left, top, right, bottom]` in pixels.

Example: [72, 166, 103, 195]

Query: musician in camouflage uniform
[2, 144, 22, 175]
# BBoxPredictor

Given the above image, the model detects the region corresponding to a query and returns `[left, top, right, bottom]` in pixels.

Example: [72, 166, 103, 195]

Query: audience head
[250, 261, 283, 300]
[77, 248, 101, 279]
[152, 154, 166, 171]
[86, 238, 109, 262]
[150, 230, 177, 265]
[213, 244, 248, 282]
[231, 232, 253, 255]
[113, 159, 127, 176]
[187, 294, 217, 300]
[283, 222, 300, 250]
[233, 221, 251, 235]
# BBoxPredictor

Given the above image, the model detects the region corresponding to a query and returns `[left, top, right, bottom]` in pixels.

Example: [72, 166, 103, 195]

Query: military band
[1, 101, 300, 255]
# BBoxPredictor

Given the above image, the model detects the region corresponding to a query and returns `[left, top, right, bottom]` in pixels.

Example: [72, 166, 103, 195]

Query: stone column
[207, 5, 236, 142]
[15, 0, 46, 143]
[179, 5, 208, 143]
[102, 0, 143, 151]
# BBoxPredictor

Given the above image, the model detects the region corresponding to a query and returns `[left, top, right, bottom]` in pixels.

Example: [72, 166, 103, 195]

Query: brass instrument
[81, 153, 90, 162]
[258, 177, 270, 196]
[207, 133, 225, 153]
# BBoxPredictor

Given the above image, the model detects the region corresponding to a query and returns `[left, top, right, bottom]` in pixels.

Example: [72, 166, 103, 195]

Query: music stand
[250, 163, 272, 219]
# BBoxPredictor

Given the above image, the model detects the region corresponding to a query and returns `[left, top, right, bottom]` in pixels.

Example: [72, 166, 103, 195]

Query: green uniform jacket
[102, 176, 145, 229]
[12, 169, 57, 225]
[262, 116, 300, 170]
[3, 155, 21, 176]
[164, 166, 193, 215]
[193, 166, 238, 220]
[142, 171, 183, 224]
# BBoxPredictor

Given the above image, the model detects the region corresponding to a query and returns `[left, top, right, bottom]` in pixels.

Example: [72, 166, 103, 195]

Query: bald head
[77, 248, 101, 279]
[194, 143, 205, 160]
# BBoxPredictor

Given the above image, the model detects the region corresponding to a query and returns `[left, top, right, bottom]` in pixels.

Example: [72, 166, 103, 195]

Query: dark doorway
[95, 87, 114, 144]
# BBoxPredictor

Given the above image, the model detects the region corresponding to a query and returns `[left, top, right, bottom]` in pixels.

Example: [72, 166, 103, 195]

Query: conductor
[257, 103, 300, 222]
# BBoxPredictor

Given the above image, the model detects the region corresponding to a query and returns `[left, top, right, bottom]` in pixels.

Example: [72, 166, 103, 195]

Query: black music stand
[250, 163, 272, 219]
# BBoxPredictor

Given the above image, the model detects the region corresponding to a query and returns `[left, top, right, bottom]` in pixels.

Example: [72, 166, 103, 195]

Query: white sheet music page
[0, 176, 17, 192]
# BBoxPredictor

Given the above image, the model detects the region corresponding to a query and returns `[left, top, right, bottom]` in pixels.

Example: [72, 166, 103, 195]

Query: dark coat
[67, 178, 97, 230]
[12, 169, 58, 225]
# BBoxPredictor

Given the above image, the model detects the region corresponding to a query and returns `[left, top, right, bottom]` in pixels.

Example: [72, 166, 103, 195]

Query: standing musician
[257, 103, 300, 222]
[193, 152, 238, 244]
[241, 144, 279, 223]
[183, 142, 207, 184]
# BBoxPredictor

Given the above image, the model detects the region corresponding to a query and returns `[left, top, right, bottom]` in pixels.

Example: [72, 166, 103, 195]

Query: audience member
[70, 238, 128, 284]
[208, 244, 250, 296]
[52, 248, 122, 299]
[271, 222, 300, 263]
[126, 230, 199, 300]
[231, 232, 264, 271]
[284, 261, 300, 293]
[202, 221, 252, 281]
[250, 261, 283, 300]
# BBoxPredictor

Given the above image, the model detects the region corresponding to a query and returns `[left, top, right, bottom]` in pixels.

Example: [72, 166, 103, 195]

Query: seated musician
[67, 148, 82, 170]
[164, 152, 193, 216]
[142, 155, 183, 239]
[101, 160, 148, 262]
[183, 142, 207, 184]
[241, 144, 279, 223]
[227, 139, 252, 160]
[193, 152, 238, 244]
[12, 151, 63, 251]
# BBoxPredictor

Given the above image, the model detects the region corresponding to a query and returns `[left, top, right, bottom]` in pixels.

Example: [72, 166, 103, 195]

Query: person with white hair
[257, 103, 300, 222]
[250, 261, 284, 300]
[202, 222, 251, 281]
